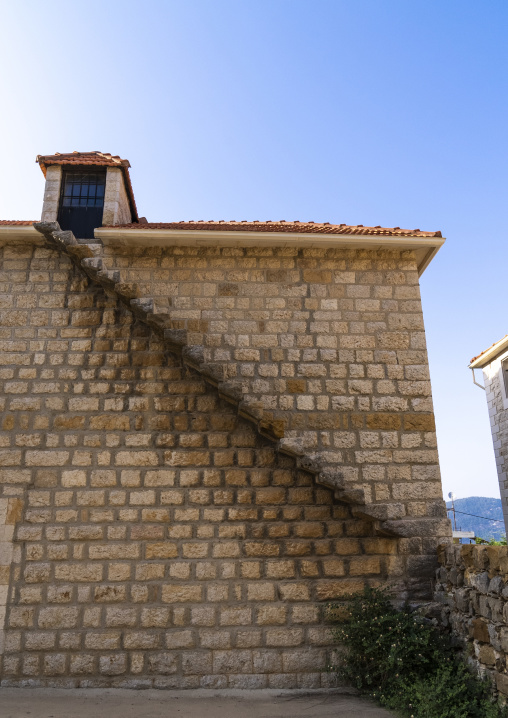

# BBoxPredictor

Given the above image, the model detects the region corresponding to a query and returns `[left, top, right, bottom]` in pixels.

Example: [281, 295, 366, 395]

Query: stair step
[115, 282, 141, 300]
[296, 455, 321, 475]
[97, 269, 121, 289]
[353, 503, 406, 521]
[66, 244, 97, 260]
[200, 363, 226, 386]
[314, 468, 344, 491]
[53, 230, 78, 247]
[144, 312, 173, 331]
[80, 257, 104, 279]
[259, 417, 285, 440]
[129, 297, 153, 318]
[238, 400, 264, 422]
[163, 328, 188, 348]
[334, 488, 366, 505]
[218, 380, 244, 405]
[378, 517, 452, 538]
[182, 345, 205, 370]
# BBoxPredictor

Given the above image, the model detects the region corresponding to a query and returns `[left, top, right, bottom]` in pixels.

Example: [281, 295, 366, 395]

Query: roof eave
[469, 337, 508, 369]
[94, 227, 445, 276]
[0, 224, 42, 244]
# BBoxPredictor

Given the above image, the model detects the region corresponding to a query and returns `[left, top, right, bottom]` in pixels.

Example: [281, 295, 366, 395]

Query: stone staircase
[33, 221, 449, 541]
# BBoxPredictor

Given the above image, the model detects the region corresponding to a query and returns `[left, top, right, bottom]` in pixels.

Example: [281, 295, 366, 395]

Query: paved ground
[0, 688, 396, 718]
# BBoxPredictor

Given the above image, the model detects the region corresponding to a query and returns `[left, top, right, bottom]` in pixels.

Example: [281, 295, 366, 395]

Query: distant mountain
[445, 496, 504, 541]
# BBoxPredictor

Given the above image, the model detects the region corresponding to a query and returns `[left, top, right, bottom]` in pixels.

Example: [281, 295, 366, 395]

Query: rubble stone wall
[435, 544, 508, 699]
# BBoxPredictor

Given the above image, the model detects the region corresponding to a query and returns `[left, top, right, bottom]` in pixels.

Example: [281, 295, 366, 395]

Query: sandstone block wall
[102, 244, 447, 539]
[102, 169, 132, 227]
[0, 241, 402, 688]
[104, 244, 441, 474]
[40, 166, 62, 223]
[435, 544, 508, 699]
[0, 231, 450, 688]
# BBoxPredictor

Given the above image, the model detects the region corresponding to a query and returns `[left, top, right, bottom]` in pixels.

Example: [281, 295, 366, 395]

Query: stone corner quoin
[0, 162, 450, 687]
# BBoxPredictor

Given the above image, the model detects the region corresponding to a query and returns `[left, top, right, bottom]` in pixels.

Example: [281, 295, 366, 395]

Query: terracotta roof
[0, 220, 35, 226]
[36, 152, 138, 223]
[104, 220, 442, 238]
[470, 335, 508, 366]
[37, 151, 130, 174]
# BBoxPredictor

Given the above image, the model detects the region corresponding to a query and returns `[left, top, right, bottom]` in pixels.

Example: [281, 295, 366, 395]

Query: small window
[502, 358, 508, 397]
[61, 171, 106, 208]
[57, 168, 107, 239]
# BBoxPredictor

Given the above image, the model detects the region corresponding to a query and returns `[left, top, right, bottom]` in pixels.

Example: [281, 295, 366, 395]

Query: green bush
[475, 536, 507, 546]
[328, 586, 507, 718]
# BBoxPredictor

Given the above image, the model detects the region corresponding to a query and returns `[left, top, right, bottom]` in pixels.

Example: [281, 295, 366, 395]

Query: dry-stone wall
[435, 544, 508, 700]
[0, 241, 401, 688]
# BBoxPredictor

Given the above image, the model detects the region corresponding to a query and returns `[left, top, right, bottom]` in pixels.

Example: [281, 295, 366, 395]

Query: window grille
[61, 171, 106, 208]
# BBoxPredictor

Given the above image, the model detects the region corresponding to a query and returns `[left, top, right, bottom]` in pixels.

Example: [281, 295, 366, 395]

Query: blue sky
[1, 0, 507, 499]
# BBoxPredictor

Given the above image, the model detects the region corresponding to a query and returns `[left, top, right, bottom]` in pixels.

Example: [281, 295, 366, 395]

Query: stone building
[469, 337, 508, 535]
[0, 152, 451, 688]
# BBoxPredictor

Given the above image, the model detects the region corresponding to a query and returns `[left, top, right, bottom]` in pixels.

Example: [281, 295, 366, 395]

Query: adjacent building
[469, 337, 508, 536]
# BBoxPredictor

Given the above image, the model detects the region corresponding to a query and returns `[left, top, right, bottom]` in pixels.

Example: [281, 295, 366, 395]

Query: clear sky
[1, 0, 507, 500]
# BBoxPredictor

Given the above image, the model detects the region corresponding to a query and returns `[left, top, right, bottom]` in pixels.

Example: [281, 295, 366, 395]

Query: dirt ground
[0, 688, 397, 718]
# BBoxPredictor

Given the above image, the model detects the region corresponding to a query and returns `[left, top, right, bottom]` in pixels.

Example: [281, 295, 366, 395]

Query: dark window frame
[502, 357, 508, 397]
[57, 166, 107, 239]
[59, 167, 107, 209]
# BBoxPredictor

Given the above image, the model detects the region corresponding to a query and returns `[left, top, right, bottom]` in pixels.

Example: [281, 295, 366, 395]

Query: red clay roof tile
[36, 152, 130, 173]
[104, 220, 441, 238]
[0, 220, 36, 226]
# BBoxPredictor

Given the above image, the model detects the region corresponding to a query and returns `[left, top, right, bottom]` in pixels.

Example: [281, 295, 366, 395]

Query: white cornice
[95, 228, 445, 276]
[469, 336, 508, 369]
[0, 225, 42, 244]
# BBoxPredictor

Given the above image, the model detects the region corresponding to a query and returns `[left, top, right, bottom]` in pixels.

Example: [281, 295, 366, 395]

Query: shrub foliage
[329, 586, 507, 718]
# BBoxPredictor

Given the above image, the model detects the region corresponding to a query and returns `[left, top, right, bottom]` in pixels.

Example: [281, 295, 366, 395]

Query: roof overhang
[95, 228, 445, 276]
[0, 225, 42, 244]
[469, 336, 508, 369]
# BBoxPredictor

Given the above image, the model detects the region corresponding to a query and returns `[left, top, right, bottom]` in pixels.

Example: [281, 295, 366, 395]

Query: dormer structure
[37, 152, 138, 238]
